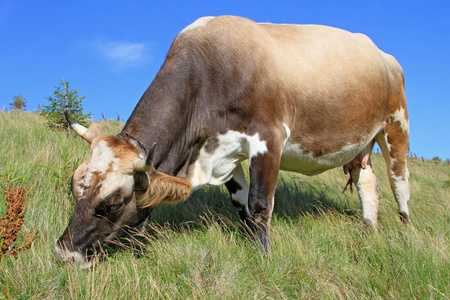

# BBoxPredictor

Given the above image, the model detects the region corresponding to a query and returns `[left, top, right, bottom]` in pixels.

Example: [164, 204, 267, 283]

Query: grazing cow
[55, 16, 410, 268]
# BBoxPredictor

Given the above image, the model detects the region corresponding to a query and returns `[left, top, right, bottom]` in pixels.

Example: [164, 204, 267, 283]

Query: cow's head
[54, 111, 192, 268]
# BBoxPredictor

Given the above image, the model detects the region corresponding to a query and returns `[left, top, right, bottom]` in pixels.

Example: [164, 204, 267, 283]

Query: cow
[55, 15, 410, 268]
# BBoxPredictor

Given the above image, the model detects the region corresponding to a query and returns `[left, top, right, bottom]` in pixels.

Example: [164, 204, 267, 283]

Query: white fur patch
[180, 16, 215, 34]
[282, 123, 291, 147]
[247, 133, 268, 160]
[229, 164, 250, 215]
[355, 166, 379, 224]
[281, 124, 382, 175]
[391, 106, 409, 134]
[390, 172, 410, 215]
[281, 140, 365, 175]
[91, 140, 119, 174]
[377, 133, 410, 217]
[189, 130, 268, 188]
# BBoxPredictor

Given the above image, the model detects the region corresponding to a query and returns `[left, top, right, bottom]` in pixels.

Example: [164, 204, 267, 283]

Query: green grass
[1, 110, 449, 299]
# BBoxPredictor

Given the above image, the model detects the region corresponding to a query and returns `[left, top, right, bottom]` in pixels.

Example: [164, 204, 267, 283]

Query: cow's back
[177, 16, 403, 173]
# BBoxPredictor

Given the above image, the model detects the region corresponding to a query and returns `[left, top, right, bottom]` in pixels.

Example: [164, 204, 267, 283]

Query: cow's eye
[107, 203, 123, 213]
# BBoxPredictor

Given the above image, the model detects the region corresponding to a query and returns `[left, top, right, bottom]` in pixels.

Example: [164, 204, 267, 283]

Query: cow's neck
[121, 55, 202, 177]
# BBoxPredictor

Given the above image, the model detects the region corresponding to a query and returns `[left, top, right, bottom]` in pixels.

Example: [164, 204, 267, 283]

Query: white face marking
[99, 173, 134, 199]
[91, 140, 120, 174]
[180, 16, 215, 34]
[189, 130, 268, 188]
[391, 106, 409, 134]
[75, 140, 131, 199]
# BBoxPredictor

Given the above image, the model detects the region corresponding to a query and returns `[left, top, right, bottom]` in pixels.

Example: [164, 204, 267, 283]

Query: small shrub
[9, 94, 27, 111]
[0, 188, 33, 260]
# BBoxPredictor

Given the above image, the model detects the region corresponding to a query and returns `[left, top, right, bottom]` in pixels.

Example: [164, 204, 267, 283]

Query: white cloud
[94, 40, 151, 71]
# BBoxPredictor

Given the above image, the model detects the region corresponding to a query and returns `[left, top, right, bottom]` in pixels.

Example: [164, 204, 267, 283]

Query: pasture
[1, 110, 449, 299]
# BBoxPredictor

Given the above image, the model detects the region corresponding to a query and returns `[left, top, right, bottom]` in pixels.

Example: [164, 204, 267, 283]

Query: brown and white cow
[55, 16, 410, 268]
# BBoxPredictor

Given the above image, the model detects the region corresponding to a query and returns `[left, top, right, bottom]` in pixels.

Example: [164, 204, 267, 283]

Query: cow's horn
[133, 142, 156, 172]
[64, 108, 97, 144]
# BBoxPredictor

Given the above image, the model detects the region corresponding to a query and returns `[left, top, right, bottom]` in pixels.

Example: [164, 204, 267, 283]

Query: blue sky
[1, 0, 449, 160]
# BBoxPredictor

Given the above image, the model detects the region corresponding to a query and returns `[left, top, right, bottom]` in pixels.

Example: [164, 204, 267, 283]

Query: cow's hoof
[362, 218, 377, 227]
[362, 218, 378, 234]
[399, 211, 410, 224]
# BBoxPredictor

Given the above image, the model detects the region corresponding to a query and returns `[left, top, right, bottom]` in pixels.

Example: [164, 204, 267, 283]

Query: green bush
[40, 78, 92, 130]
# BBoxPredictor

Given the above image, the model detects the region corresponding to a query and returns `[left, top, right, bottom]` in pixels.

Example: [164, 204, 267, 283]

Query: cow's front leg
[225, 163, 250, 222]
[247, 150, 281, 253]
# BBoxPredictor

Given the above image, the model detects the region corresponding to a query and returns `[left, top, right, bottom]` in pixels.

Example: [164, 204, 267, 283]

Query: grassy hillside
[1, 110, 449, 299]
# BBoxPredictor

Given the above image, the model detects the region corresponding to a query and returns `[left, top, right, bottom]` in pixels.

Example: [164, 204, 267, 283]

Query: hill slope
[1, 110, 449, 299]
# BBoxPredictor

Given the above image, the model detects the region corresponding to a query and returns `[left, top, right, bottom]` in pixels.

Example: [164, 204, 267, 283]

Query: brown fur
[102, 135, 138, 157]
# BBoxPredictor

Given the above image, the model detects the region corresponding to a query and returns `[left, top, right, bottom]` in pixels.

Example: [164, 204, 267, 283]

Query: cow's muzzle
[54, 240, 93, 269]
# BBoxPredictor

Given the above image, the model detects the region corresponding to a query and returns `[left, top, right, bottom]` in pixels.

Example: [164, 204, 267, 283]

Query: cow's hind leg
[375, 113, 410, 223]
[345, 142, 380, 226]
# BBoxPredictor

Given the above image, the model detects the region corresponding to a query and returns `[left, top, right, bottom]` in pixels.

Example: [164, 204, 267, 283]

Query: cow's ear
[88, 123, 102, 136]
[137, 170, 192, 208]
